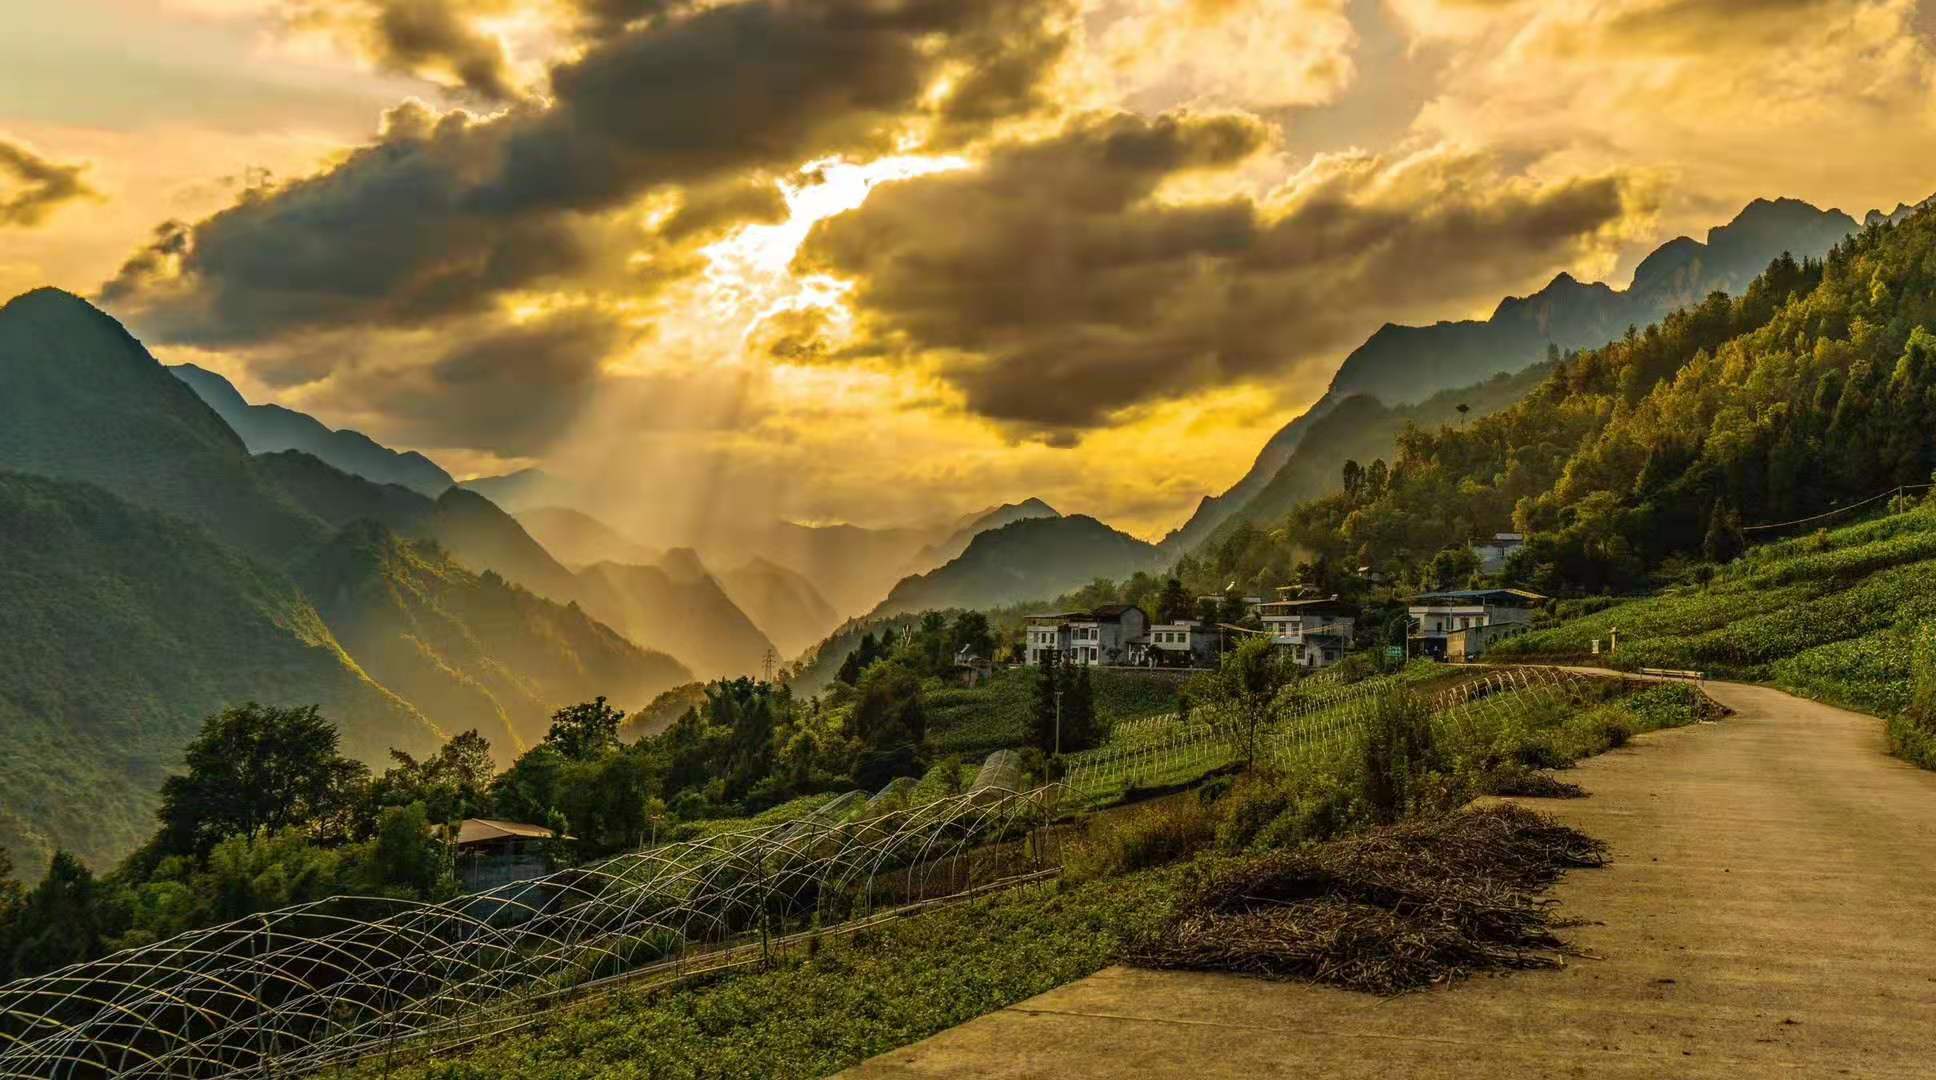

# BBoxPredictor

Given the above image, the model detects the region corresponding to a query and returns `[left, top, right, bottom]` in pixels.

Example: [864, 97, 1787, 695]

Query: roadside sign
[1384, 645, 1404, 662]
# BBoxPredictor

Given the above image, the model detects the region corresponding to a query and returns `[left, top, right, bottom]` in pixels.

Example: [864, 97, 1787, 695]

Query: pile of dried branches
[1485, 765, 1588, 799]
[1130, 805, 1607, 994]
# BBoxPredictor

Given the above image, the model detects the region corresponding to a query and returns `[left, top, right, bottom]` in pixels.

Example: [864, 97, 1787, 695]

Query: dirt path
[841, 681, 1936, 1078]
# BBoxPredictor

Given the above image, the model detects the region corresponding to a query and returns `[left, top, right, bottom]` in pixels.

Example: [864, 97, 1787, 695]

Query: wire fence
[0, 666, 1613, 1079]
[0, 781, 1059, 1080]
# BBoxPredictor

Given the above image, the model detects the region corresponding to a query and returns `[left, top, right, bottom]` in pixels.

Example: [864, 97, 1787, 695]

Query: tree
[949, 610, 993, 662]
[545, 697, 626, 760]
[158, 703, 369, 857]
[1062, 665, 1098, 752]
[852, 662, 926, 788]
[370, 730, 495, 825]
[1195, 596, 1222, 626]
[365, 802, 454, 900]
[1365, 458, 1389, 499]
[8, 852, 104, 978]
[853, 662, 926, 749]
[1031, 650, 1062, 753]
[1195, 637, 1291, 767]
[1456, 402, 1471, 423]
[1703, 503, 1746, 564]
[1157, 577, 1194, 623]
[1342, 459, 1364, 498]
[1427, 545, 1482, 590]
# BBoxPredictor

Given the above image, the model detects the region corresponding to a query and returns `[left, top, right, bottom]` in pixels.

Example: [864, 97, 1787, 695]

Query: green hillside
[293, 523, 691, 756]
[0, 288, 326, 561]
[1496, 501, 1936, 744]
[1174, 207, 1936, 600]
[0, 471, 439, 871]
[1207, 366, 1551, 546]
[577, 559, 777, 680]
[169, 362, 456, 495]
[0, 290, 695, 871]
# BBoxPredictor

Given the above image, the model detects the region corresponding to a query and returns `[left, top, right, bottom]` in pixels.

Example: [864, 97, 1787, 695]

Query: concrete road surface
[842, 681, 1936, 1079]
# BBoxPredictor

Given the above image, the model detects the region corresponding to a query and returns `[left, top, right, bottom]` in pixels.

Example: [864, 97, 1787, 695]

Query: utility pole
[761, 646, 777, 683]
[1055, 681, 1064, 758]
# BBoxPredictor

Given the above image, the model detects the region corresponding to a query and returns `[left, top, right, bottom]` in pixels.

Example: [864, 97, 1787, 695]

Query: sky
[3, 0, 1935, 543]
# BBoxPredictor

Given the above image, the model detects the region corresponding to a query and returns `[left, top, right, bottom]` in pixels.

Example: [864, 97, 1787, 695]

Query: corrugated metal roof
[451, 819, 558, 846]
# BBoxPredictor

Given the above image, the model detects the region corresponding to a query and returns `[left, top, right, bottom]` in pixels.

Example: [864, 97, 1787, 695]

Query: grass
[923, 666, 1182, 757]
[355, 869, 1187, 1080]
[1494, 499, 1936, 764]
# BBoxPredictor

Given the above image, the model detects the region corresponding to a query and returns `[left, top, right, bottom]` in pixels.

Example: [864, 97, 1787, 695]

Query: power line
[1742, 483, 1933, 534]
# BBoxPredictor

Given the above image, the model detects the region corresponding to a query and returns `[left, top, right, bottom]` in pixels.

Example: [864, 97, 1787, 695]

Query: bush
[1214, 775, 1294, 852]
[1359, 690, 1436, 824]
[1063, 798, 1215, 883]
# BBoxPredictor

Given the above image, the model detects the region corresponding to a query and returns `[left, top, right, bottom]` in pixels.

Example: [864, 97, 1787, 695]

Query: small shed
[448, 818, 560, 891]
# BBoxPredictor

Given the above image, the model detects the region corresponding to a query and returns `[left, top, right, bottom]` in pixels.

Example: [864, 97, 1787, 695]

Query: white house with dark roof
[1256, 589, 1356, 668]
[1025, 605, 1150, 666]
[1407, 587, 1547, 660]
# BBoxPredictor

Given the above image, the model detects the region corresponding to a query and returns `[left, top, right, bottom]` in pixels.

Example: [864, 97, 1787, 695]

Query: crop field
[1496, 500, 1936, 719]
[924, 666, 1182, 756]
[1053, 664, 1598, 811]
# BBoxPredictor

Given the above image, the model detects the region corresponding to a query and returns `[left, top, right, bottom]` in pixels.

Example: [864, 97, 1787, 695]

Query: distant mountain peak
[168, 361, 455, 496]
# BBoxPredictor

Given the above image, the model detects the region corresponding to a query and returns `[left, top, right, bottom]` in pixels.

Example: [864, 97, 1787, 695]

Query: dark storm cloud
[270, 306, 631, 456]
[282, 0, 522, 101]
[0, 138, 95, 228]
[104, 0, 1073, 348]
[366, 0, 521, 100]
[797, 109, 1644, 435]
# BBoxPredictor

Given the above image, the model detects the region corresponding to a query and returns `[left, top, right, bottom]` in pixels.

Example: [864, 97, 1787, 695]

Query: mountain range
[868, 515, 1162, 617]
[1162, 196, 1873, 553]
[0, 288, 690, 871]
[170, 363, 455, 496]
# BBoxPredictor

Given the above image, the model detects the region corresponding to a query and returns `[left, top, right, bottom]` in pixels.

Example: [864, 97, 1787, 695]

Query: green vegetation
[0, 291, 692, 873]
[354, 870, 1186, 1080]
[344, 678, 1712, 1079]
[1118, 208, 1936, 609]
[0, 471, 437, 872]
[1497, 498, 1936, 765]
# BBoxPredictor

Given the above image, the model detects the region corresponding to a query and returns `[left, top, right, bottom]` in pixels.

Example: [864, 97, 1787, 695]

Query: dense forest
[0, 606, 1032, 981]
[1159, 209, 1936, 600]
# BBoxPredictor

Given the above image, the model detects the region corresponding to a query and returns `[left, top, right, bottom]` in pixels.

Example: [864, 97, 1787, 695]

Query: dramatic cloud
[1079, 0, 1357, 111]
[1393, 0, 1936, 224]
[796, 109, 1652, 437]
[102, 0, 1075, 347]
[0, 138, 95, 228]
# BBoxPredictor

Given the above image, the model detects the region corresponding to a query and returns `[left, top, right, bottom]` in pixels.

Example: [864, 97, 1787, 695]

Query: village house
[1407, 587, 1547, 661]
[1024, 605, 1150, 666]
[1256, 589, 1356, 668]
[1470, 532, 1527, 574]
[1143, 620, 1219, 666]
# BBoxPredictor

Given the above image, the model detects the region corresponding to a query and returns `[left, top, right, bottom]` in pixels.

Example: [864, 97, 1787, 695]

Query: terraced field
[1496, 501, 1936, 725]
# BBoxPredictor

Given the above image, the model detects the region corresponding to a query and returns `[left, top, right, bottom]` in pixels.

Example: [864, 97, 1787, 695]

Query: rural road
[842, 681, 1936, 1078]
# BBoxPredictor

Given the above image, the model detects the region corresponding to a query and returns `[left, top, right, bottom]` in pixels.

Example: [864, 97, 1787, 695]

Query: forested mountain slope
[576, 557, 778, 680]
[1163, 197, 1868, 555]
[293, 524, 687, 755]
[0, 471, 438, 872]
[1202, 365, 1551, 547]
[0, 290, 692, 870]
[1181, 206, 1936, 598]
[0, 288, 325, 561]
[170, 363, 455, 495]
